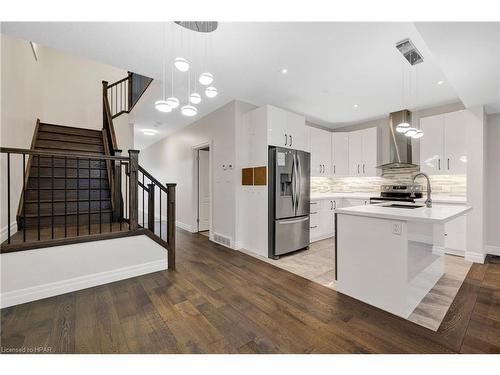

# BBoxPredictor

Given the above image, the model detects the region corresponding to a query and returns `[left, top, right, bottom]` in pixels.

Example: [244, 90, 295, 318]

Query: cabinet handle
[363, 164, 365, 174]
[334, 201, 337, 209]
[447, 158, 450, 170]
[333, 165, 336, 174]
[311, 211, 318, 215]
[330, 201, 333, 210]
[290, 135, 293, 147]
[438, 159, 441, 170]
[310, 202, 318, 205]
[285, 133, 288, 146]
[357, 164, 360, 174]
[310, 226, 318, 229]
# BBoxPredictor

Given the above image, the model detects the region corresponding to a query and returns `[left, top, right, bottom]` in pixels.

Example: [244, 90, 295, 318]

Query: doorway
[197, 146, 210, 236]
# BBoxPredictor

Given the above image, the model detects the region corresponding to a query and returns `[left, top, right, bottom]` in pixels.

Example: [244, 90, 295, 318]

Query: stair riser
[23, 201, 112, 215]
[22, 213, 113, 229]
[30, 167, 107, 179]
[31, 158, 108, 169]
[28, 178, 110, 190]
[38, 123, 103, 139]
[36, 131, 104, 145]
[25, 189, 111, 201]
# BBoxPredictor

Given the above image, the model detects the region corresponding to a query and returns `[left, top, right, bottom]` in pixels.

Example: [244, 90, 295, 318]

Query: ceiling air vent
[396, 38, 424, 66]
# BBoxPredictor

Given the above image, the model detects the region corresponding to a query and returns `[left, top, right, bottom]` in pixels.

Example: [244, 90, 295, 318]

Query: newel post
[128, 150, 140, 230]
[166, 183, 176, 270]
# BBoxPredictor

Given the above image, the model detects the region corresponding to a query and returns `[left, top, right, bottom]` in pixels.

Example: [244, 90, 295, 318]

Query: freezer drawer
[274, 216, 310, 256]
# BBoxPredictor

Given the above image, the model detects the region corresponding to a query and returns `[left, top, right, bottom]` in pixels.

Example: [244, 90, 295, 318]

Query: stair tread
[39, 123, 103, 138]
[24, 198, 111, 203]
[20, 209, 113, 218]
[37, 131, 104, 145]
[34, 147, 106, 156]
[35, 140, 104, 153]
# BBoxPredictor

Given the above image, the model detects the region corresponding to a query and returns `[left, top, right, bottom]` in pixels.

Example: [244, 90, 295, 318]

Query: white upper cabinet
[267, 106, 288, 148]
[310, 127, 332, 176]
[348, 130, 363, 176]
[332, 132, 349, 176]
[348, 128, 380, 176]
[420, 114, 445, 174]
[420, 110, 467, 175]
[286, 111, 306, 151]
[266, 105, 306, 150]
[360, 127, 380, 176]
[443, 111, 467, 174]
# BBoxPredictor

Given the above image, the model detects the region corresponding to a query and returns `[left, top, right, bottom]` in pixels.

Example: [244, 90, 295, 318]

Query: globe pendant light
[155, 24, 172, 113]
[411, 129, 424, 139]
[396, 122, 410, 133]
[181, 105, 197, 117]
[166, 97, 179, 109]
[199, 72, 214, 86]
[205, 86, 218, 98]
[404, 127, 418, 137]
[174, 57, 189, 72]
[190, 93, 202, 104]
[155, 100, 172, 112]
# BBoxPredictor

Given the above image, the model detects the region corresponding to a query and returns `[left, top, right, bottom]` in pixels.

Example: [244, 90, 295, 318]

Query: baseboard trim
[175, 221, 195, 233]
[465, 251, 486, 264]
[486, 245, 500, 256]
[233, 241, 243, 250]
[311, 234, 334, 243]
[0, 259, 167, 309]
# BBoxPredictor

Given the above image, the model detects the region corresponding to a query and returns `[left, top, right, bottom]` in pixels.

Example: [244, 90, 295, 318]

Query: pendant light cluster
[155, 22, 219, 117]
[395, 39, 424, 139]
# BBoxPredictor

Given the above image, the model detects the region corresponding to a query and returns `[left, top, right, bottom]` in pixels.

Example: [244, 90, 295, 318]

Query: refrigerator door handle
[277, 217, 309, 225]
[293, 153, 299, 215]
[290, 153, 296, 213]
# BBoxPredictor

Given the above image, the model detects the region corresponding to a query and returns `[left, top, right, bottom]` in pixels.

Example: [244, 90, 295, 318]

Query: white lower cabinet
[342, 198, 369, 207]
[310, 198, 341, 243]
[444, 214, 467, 254]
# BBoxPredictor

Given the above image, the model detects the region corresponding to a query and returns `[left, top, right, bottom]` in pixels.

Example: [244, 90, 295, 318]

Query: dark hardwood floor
[1, 229, 499, 354]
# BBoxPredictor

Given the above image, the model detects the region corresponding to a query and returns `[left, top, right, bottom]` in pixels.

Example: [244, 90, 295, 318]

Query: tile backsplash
[312, 173, 467, 197]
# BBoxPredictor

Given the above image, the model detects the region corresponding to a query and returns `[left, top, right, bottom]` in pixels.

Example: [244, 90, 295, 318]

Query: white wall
[0, 235, 167, 308]
[140, 100, 255, 247]
[0, 34, 134, 238]
[486, 113, 500, 253]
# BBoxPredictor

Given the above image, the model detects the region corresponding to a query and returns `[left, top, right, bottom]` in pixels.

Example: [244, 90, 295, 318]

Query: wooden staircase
[19, 122, 114, 230]
[1, 72, 176, 269]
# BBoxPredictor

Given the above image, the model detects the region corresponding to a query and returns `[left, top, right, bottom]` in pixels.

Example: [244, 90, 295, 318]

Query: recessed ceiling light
[437, 80, 444, 85]
[142, 129, 158, 136]
[280, 68, 288, 75]
[353, 104, 359, 108]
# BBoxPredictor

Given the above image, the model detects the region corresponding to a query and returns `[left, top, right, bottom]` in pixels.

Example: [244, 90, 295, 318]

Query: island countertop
[334, 202, 472, 223]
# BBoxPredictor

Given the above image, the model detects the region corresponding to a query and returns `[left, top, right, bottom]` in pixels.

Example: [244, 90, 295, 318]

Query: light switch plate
[393, 223, 402, 235]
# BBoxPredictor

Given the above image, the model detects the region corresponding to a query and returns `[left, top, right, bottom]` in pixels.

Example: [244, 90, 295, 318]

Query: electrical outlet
[393, 223, 402, 235]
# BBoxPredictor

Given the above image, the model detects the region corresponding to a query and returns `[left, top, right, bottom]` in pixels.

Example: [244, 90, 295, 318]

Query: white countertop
[310, 192, 467, 204]
[335, 202, 472, 223]
[310, 192, 375, 200]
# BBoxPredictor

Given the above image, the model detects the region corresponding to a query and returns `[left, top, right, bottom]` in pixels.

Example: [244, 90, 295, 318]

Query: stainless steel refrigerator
[268, 147, 310, 259]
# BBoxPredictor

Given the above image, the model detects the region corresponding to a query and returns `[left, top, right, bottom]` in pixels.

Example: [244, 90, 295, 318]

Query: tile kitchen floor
[241, 238, 472, 331]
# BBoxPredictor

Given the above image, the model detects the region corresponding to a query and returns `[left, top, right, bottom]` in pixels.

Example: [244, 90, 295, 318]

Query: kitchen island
[334, 202, 471, 319]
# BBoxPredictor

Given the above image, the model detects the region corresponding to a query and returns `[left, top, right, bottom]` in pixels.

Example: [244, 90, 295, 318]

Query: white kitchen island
[334, 203, 472, 319]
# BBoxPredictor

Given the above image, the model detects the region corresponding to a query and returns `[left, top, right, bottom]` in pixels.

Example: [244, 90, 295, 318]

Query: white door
[332, 132, 349, 176]
[444, 110, 467, 174]
[286, 112, 305, 151]
[348, 130, 362, 176]
[361, 127, 379, 176]
[198, 149, 210, 232]
[420, 115, 444, 175]
[267, 106, 288, 148]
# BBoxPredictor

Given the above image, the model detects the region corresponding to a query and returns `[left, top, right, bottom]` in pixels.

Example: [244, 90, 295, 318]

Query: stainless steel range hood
[378, 110, 419, 169]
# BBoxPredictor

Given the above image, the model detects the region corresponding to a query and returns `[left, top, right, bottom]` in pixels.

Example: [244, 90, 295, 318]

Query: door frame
[192, 141, 213, 237]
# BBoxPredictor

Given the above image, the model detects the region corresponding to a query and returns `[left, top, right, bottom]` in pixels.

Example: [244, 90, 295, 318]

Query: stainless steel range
[369, 184, 423, 204]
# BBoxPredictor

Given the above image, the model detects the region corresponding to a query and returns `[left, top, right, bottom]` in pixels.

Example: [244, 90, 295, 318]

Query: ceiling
[2, 22, 498, 149]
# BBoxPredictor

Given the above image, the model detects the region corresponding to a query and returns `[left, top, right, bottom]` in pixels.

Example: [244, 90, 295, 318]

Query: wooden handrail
[102, 80, 119, 154]
[138, 165, 168, 193]
[0, 147, 129, 161]
[107, 76, 129, 89]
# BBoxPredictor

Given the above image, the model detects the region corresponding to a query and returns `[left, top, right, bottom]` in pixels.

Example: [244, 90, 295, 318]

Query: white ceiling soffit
[415, 22, 500, 114]
[2, 22, 461, 139]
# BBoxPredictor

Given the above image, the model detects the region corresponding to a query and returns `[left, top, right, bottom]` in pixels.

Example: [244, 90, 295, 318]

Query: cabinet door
[361, 127, 379, 176]
[445, 215, 467, 252]
[310, 127, 332, 176]
[303, 125, 311, 153]
[286, 112, 305, 151]
[348, 131, 362, 176]
[420, 115, 444, 174]
[267, 106, 288, 148]
[444, 111, 467, 174]
[332, 132, 349, 176]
